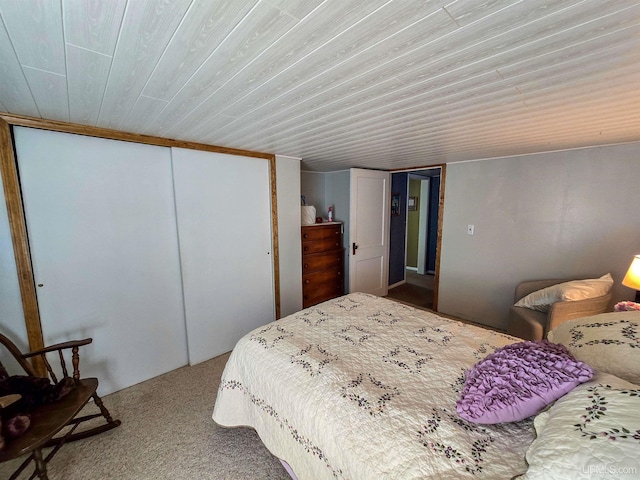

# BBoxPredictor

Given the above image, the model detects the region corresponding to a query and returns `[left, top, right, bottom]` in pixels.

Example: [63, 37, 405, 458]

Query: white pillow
[547, 311, 640, 384]
[514, 274, 613, 312]
[524, 372, 640, 479]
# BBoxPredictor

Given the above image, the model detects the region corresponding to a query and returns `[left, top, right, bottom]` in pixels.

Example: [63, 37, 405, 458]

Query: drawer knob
[304, 264, 309, 268]
[305, 279, 310, 284]
[337, 272, 341, 276]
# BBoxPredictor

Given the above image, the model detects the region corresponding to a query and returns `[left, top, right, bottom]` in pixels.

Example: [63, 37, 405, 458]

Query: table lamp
[622, 255, 640, 302]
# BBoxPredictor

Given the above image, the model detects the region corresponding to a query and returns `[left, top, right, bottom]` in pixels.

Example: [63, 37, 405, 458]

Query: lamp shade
[622, 255, 640, 290]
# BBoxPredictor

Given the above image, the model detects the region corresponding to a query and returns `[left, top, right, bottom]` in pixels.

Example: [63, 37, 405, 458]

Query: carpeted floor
[0, 353, 290, 480]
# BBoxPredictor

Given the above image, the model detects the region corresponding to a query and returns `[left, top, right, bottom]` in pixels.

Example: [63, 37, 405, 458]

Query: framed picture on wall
[408, 196, 418, 211]
[391, 192, 400, 216]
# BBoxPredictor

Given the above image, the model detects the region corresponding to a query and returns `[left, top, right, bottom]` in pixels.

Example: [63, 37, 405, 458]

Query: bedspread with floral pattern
[213, 293, 535, 479]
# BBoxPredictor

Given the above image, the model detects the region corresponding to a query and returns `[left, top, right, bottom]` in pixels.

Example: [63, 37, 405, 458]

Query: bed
[213, 293, 640, 479]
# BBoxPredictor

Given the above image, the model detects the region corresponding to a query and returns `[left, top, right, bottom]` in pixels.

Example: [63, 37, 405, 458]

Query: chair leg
[32, 449, 48, 480]
[43, 392, 121, 448]
[93, 392, 117, 424]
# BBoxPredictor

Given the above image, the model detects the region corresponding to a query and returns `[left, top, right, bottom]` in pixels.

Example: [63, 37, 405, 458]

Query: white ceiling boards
[1, 1, 639, 171]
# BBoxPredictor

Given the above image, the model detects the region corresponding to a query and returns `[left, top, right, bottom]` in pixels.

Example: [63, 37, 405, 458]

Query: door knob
[352, 243, 358, 255]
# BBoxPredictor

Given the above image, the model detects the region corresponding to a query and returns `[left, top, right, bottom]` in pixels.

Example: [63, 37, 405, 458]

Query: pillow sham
[524, 372, 640, 479]
[456, 340, 593, 424]
[514, 274, 613, 312]
[547, 311, 640, 384]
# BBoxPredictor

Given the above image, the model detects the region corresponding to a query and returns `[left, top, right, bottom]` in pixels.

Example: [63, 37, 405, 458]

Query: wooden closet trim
[0, 118, 46, 373]
[0, 113, 281, 356]
[0, 113, 273, 159]
[433, 164, 446, 312]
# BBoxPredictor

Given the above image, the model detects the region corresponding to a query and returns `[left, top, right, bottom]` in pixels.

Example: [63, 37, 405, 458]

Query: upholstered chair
[507, 278, 612, 341]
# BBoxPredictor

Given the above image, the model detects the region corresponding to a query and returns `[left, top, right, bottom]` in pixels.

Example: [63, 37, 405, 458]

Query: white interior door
[349, 168, 391, 296]
[172, 148, 274, 365]
[13, 127, 188, 395]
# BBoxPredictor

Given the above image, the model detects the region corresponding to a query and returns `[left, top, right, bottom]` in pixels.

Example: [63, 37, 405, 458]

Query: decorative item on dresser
[301, 223, 344, 308]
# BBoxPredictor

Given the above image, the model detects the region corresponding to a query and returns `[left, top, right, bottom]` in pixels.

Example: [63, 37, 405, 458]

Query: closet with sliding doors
[8, 126, 275, 395]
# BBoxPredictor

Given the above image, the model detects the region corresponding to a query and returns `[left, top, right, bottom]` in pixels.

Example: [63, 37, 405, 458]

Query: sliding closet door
[0, 163, 27, 366]
[172, 148, 274, 365]
[13, 127, 188, 395]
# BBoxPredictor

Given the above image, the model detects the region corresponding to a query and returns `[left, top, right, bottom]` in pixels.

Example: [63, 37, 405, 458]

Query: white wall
[276, 155, 303, 317]
[301, 169, 350, 223]
[326, 171, 350, 225]
[438, 142, 640, 330]
[300, 171, 325, 215]
[326, 171, 351, 291]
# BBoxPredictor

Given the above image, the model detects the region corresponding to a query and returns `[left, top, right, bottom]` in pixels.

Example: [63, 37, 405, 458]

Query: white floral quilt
[213, 293, 535, 479]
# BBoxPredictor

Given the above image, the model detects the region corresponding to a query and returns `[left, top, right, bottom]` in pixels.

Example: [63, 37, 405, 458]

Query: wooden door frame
[389, 163, 446, 311]
[0, 113, 281, 362]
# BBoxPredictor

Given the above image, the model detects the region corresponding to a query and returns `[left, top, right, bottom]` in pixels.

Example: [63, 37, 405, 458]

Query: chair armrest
[514, 279, 565, 302]
[22, 338, 93, 359]
[21, 338, 93, 383]
[547, 293, 612, 332]
[0, 394, 21, 409]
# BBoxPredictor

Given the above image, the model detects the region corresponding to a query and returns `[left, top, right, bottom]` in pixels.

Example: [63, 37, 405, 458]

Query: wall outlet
[467, 224, 475, 235]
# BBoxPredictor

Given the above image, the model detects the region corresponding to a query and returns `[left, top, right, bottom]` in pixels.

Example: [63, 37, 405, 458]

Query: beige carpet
[0, 353, 290, 480]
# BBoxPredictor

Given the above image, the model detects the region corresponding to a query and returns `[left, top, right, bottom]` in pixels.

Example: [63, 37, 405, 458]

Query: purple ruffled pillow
[456, 340, 594, 424]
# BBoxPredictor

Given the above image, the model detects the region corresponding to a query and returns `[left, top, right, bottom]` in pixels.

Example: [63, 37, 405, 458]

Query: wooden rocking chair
[0, 334, 121, 480]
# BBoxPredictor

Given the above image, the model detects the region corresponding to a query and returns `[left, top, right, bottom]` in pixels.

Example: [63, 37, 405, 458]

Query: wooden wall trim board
[388, 163, 446, 172]
[388, 162, 446, 312]
[0, 119, 45, 374]
[268, 155, 281, 320]
[0, 113, 273, 160]
[0, 113, 280, 359]
[432, 164, 446, 312]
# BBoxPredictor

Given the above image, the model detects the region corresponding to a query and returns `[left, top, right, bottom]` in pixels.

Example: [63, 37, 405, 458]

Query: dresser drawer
[303, 268, 344, 307]
[302, 238, 342, 255]
[302, 251, 343, 274]
[301, 224, 342, 242]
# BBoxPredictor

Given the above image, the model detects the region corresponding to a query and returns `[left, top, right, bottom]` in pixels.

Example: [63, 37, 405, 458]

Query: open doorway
[386, 167, 442, 311]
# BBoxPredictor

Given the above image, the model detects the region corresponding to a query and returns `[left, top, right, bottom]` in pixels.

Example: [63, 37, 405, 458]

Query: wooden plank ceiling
[1, 0, 639, 171]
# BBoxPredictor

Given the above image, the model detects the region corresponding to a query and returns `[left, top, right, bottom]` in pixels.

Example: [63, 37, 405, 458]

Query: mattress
[213, 293, 535, 479]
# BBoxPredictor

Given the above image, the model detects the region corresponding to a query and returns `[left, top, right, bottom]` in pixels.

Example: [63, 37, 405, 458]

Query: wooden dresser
[301, 223, 344, 308]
